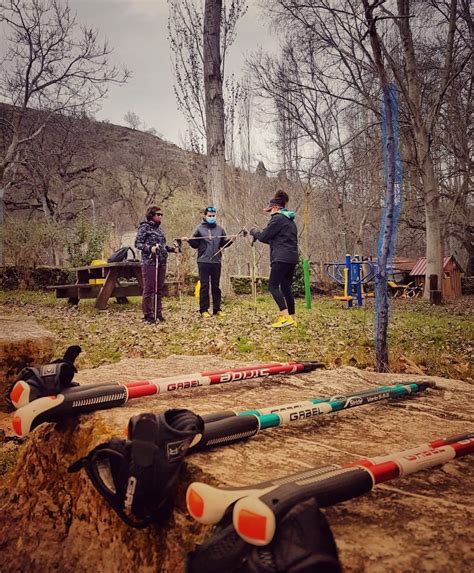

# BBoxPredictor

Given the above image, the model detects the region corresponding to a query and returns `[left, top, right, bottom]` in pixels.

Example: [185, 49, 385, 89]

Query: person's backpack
[107, 246, 136, 263]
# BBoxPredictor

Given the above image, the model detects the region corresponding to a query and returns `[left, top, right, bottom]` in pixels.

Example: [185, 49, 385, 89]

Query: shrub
[0, 219, 67, 288]
[0, 266, 74, 290]
[231, 275, 268, 295]
[66, 215, 109, 267]
[292, 260, 306, 297]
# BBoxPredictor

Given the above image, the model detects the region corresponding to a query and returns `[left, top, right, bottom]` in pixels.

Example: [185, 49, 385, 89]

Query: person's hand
[181, 236, 189, 242]
[151, 245, 158, 254]
[229, 235, 237, 242]
[249, 228, 258, 236]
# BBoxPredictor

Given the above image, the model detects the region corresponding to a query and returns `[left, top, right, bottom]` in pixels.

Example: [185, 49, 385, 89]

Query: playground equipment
[324, 255, 375, 307]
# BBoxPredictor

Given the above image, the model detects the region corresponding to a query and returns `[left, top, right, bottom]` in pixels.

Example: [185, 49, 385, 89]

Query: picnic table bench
[48, 261, 183, 310]
[48, 261, 143, 310]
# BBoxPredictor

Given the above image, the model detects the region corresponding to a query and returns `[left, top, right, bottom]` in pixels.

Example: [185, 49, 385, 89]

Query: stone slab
[0, 314, 55, 410]
[0, 356, 472, 572]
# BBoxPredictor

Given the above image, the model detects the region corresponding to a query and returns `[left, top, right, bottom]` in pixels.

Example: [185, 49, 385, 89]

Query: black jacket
[188, 221, 231, 264]
[251, 210, 299, 265]
[135, 220, 174, 266]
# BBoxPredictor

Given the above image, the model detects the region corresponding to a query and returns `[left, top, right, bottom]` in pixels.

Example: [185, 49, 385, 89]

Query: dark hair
[274, 190, 289, 207]
[146, 205, 162, 220]
[204, 206, 217, 215]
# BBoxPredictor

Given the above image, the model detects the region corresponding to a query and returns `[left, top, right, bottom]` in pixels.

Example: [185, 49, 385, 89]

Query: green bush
[0, 218, 67, 287]
[231, 275, 268, 295]
[0, 266, 20, 290]
[66, 215, 109, 267]
[31, 267, 74, 288]
[292, 260, 306, 297]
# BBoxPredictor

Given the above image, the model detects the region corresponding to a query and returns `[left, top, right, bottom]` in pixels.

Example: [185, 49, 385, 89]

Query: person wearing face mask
[182, 207, 236, 318]
[250, 190, 299, 328]
[135, 205, 178, 324]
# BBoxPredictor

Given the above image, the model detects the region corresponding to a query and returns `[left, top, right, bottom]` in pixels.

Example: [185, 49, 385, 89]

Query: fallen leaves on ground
[0, 291, 472, 382]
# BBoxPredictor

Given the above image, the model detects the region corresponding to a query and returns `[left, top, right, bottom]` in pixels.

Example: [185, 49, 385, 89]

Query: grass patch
[0, 290, 472, 381]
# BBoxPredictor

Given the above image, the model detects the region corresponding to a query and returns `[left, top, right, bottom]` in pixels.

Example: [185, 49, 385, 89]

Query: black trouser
[198, 262, 222, 314]
[142, 262, 166, 319]
[268, 261, 296, 314]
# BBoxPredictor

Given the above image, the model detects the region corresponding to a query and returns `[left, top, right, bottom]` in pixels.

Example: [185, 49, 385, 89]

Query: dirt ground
[0, 355, 473, 572]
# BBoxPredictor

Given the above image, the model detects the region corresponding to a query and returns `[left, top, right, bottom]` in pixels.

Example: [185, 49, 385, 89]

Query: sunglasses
[153, 212, 163, 217]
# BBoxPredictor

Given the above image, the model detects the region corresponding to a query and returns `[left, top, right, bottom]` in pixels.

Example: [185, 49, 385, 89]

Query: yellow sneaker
[272, 315, 296, 328]
[215, 310, 226, 317]
[201, 311, 211, 318]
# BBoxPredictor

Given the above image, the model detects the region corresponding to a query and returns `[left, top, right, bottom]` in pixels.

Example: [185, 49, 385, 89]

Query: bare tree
[167, 0, 247, 154]
[123, 111, 142, 131]
[362, 0, 399, 371]
[390, 0, 460, 299]
[204, 0, 235, 294]
[262, 0, 472, 298]
[237, 75, 253, 171]
[204, 0, 225, 206]
[5, 113, 99, 224]
[248, 36, 375, 254]
[0, 0, 128, 262]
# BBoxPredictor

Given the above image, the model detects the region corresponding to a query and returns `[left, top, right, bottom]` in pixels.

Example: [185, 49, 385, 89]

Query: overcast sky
[71, 0, 278, 165]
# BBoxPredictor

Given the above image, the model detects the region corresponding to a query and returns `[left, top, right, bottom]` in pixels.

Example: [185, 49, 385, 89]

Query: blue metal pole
[345, 254, 353, 308]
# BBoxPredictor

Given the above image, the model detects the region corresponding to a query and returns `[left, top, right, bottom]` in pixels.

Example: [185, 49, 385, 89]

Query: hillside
[0, 103, 279, 269]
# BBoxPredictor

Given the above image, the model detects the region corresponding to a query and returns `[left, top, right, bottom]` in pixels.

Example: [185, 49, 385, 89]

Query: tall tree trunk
[421, 135, 443, 297]
[0, 187, 5, 266]
[398, 0, 444, 299]
[363, 0, 398, 372]
[203, 0, 232, 294]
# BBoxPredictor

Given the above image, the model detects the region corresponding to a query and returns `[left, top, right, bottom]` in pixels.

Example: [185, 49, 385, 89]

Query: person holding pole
[135, 205, 178, 324]
[250, 190, 299, 328]
[182, 206, 236, 318]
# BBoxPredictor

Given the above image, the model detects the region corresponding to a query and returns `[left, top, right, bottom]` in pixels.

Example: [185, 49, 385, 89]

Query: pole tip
[300, 361, 326, 371]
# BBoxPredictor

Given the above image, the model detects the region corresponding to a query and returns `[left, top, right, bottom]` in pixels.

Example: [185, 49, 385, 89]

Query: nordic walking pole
[187, 432, 474, 546]
[11, 360, 324, 436]
[211, 228, 248, 259]
[66, 382, 438, 534]
[232, 432, 474, 546]
[172, 239, 185, 320]
[10, 359, 319, 410]
[180, 235, 238, 240]
[187, 381, 432, 451]
[154, 245, 159, 323]
[251, 236, 257, 309]
[201, 381, 432, 428]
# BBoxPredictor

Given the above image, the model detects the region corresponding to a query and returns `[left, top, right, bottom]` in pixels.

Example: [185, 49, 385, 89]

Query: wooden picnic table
[48, 261, 144, 310]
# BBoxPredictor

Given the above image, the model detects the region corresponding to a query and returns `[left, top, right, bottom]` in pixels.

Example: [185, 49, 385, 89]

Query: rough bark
[203, 0, 232, 294]
[396, 0, 457, 299]
[363, 1, 396, 372]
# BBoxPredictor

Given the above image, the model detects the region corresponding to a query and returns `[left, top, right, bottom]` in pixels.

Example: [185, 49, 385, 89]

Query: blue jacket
[135, 220, 174, 266]
[250, 209, 299, 265]
[188, 220, 231, 264]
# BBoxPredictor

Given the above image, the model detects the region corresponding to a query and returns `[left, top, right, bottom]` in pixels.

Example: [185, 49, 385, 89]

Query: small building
[410, 255, 464, 300]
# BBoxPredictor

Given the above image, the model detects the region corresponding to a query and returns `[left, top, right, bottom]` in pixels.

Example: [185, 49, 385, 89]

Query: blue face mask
[206, 216, 216, 224]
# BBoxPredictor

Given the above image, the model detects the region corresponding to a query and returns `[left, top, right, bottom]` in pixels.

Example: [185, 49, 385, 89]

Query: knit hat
[263, 190, 289, 212]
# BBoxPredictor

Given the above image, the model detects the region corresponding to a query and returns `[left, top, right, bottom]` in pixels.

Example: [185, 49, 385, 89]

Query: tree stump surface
[0, 356, 472, 573]
[0, 314, 55, 411]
